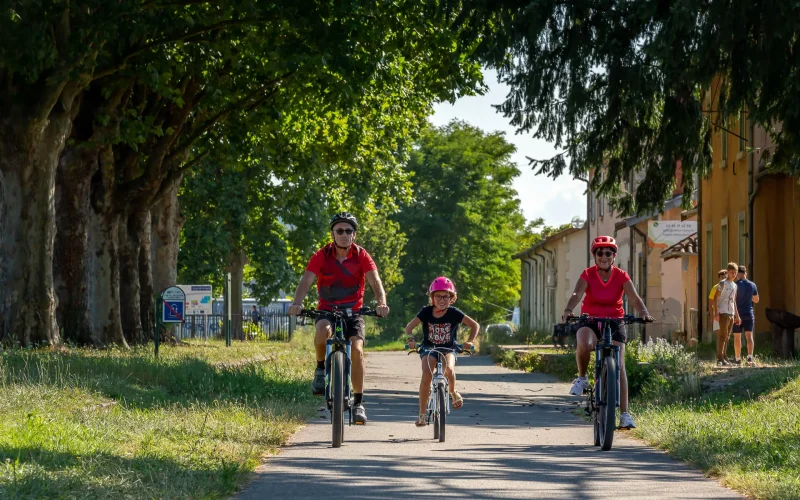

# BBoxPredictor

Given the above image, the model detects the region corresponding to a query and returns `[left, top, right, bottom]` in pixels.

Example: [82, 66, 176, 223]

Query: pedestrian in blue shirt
[733, 265, 759, 366]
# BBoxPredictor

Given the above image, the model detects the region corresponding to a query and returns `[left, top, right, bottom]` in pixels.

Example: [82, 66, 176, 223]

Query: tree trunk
[54, 146, 96, 345]
[119, 208, 147, 345]
[0, 107, 75, 346]
[87, 146, 129, 348]
[228, 249, 248, 341]
[139, 209, 155, 343]
[151, 178, 184, 295]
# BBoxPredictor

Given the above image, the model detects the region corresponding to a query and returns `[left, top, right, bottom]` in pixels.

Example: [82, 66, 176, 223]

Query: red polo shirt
[579, 265, 631, 318]
[306, 243, 377, 311]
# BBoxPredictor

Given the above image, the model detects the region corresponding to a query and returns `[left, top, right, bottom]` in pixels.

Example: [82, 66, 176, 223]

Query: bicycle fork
[325, 339, 352, 417]
[594, 345, 621, 409]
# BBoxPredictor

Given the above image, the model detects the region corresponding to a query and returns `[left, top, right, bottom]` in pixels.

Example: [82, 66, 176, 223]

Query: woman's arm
[622, 280, 654, 320]
[562, 278, 588, 321]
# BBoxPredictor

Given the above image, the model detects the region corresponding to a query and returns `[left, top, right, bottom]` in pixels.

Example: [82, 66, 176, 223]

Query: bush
[632, 337, 700, 403]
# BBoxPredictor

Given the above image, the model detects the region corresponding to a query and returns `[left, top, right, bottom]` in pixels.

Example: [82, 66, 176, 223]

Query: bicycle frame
[325, 314, 353, 417]
[422, 347, 454, 424]
[592, 319, 621, 410]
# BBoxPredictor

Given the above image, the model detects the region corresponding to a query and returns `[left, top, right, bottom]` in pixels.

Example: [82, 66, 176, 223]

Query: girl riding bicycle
[405, 277, 480, 427]
[561, 236, 654, 429]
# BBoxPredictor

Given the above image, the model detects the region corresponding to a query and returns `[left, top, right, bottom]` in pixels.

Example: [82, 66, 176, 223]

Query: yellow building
[701, 82, 800, 349]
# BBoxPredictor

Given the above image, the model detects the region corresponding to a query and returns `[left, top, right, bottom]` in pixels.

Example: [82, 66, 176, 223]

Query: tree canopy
[388, 121, 528, 329]
[450, 0, 800, 215]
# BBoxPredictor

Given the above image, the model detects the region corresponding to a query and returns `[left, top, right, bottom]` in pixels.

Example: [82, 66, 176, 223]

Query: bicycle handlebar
[405, 343, 475, 355]
[564, 314, 653, 325]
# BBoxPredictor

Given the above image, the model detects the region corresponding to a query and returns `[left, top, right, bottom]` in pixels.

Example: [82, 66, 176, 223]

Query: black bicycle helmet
[329, 212, 358, 231]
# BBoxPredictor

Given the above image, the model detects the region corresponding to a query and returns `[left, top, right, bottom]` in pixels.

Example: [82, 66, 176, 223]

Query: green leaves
[388, 121, 527, 328]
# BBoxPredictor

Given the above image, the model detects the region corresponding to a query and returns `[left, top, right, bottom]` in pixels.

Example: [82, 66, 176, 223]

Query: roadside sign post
[157, 286, 186, 357]
[225, 273, 232, 346]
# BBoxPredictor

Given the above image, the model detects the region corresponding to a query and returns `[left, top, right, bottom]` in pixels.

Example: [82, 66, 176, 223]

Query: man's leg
[717, 315, 730, 362]
[312, 319, 331, 395]
[746, 331, 755, 357]
[733, 333, 742, 360]
[350, 338, 365, 394]
[314, 319, 331, 363]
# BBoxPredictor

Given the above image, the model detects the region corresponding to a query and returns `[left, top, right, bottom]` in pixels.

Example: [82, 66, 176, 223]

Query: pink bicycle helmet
[428, 276, 456, 295]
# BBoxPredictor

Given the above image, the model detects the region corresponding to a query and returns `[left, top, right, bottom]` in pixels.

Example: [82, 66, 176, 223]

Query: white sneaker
[619, 412, 636, 429]
[569, 377, 589, 396]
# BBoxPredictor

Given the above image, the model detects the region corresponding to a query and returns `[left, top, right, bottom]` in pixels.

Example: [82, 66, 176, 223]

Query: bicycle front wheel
[599, 355, 617, 451]
[432, 384, 440, 440]
[331, 350, 345, 448]
[437, 382, 447, 442]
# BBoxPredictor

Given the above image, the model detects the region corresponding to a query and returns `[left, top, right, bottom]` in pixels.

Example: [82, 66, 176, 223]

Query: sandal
[415, 414, 426, 427]
[451, 391, 464, 409]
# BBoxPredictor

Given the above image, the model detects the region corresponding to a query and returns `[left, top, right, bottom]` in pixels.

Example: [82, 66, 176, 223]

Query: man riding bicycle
[561, 236, 654, 429]
[288, 212, 390, 424]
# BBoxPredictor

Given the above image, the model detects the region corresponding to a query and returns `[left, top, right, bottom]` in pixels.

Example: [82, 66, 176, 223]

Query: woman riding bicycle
[405, 277, 480, 427]
[561, 236, 654, 429]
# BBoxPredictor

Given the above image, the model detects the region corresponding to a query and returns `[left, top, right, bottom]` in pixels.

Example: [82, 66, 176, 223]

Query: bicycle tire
[331, 350, 345, 448]
[590, 388, 600, 446]
[437, 382, 447, 442]
[599, 355, 617, 451]
[432, 385, 440, 440]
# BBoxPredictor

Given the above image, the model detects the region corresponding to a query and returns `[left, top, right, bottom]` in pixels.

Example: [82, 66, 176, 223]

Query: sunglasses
[594, 250, 615, 258]
[433, 294, 452, 301]
[334, 228, 354, 235]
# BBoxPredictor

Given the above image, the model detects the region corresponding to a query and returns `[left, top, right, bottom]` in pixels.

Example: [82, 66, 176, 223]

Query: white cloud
[430, 69, 587, 227]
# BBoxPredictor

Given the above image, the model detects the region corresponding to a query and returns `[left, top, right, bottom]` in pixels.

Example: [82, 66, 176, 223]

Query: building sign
[648, 221, 697, 248]
[178, 284, 213, 315]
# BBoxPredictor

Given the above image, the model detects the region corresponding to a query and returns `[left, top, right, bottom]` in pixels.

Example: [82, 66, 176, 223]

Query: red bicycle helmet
[591, 235, 618, 254]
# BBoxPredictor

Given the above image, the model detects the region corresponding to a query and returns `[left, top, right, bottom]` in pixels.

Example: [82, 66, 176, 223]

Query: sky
[429, 69, 587, 228]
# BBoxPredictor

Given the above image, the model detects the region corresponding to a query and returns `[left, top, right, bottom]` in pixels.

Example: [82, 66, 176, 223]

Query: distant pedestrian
[733, 266, 759, 366]
[708, 269, 726, 341]
[712, 263, 741, 366]
[251, 305, 260, 325]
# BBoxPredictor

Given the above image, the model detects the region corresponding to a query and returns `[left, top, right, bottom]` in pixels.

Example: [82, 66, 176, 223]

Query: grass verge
[0, 335, 318, 499]
[491, 338, 800, 499]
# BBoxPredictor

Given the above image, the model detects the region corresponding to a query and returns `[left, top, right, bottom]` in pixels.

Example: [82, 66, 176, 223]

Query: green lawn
[634, 363, 800, 500]
[0, 335, 318, 499]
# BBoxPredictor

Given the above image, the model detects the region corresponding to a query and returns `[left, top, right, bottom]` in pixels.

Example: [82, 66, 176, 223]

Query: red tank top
[580, 266, 631, 318]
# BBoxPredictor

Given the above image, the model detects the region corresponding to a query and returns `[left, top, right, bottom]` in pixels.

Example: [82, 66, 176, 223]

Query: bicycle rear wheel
[331, 350, 345, 448]
[599, 355, 617, 451]
[437, 382, 447, 442]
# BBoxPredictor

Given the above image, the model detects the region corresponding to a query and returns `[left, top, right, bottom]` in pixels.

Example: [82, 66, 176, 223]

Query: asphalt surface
[238, 352, 740, 499]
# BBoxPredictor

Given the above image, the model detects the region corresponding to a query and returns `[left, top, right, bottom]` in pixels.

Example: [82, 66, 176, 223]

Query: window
[738, 212, 746, 267]
[721, 218, 729, 267]
[705, 223, 713, 297]
[739, 110, 746, 152]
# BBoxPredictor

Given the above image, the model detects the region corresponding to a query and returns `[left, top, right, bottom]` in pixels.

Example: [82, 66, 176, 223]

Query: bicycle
[299, 307, 379, 448]
[565, 314, 648, 451]
[404, 343, 473, 442]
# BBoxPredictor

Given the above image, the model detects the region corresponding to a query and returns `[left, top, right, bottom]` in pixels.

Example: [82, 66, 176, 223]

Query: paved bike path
[238, 352, 739, 499]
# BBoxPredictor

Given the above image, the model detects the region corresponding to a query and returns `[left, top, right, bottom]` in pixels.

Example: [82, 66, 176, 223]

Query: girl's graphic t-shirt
[416, 306, 465, 348]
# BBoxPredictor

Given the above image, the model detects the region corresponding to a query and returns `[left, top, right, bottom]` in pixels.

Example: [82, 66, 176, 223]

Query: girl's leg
[419, 355, 435, 416]
[444, 352, 463, 408]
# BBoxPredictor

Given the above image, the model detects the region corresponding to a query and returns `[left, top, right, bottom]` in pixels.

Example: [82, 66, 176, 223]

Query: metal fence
[176, 311, 294, 341]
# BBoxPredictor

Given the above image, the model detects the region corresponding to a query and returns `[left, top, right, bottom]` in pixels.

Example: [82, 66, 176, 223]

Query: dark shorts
[733, 317, 755, 334]
[419, 345, 458, 362]
[584, 319, 627, 344]
[315, 315, 366, 343]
